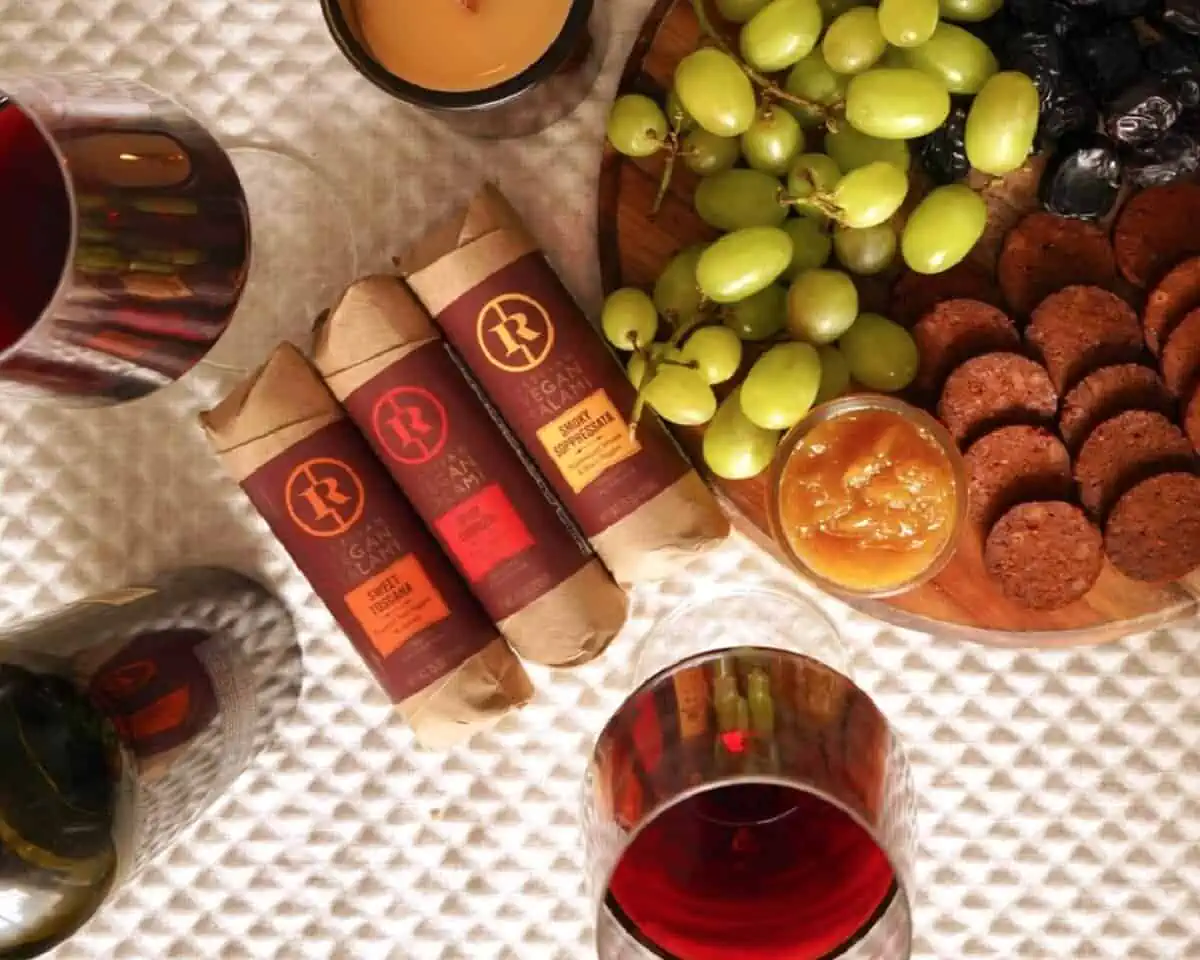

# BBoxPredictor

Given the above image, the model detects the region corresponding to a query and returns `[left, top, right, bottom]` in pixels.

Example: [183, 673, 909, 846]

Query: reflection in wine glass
[583, 588, 917, 960]
[0, 75, 356, 403]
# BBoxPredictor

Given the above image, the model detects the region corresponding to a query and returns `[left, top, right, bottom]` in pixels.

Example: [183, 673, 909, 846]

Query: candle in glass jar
[354, 0, 573, 93]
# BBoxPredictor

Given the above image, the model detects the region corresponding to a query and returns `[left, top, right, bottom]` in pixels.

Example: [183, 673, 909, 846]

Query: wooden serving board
[597, 0, 1200, 645]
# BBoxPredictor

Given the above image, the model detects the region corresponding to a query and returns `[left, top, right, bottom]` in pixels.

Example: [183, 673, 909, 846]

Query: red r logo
[371, 386, 449, 466]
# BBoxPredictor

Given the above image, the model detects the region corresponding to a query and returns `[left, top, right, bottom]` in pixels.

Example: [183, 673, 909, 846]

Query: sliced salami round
[912, 299, 1020, 397]
[985, 501, 1104, 610]
[998, 212, 1118, 318]
[1161, 307, 1200, 398]
[938, 352, 1059, 446]
[1074, 410, 1194, 518]
[1186, 387, 1200, 454]
[891, 260, 1003, 328]
[1026, 285, 1143, 394]
[1058, 363, 1174, 453]
[1114, 181, 1200, 288]
[964, 425, 1073, 529]
[1143, 256, 1200, 356]
[1105, 472, 1200, 581]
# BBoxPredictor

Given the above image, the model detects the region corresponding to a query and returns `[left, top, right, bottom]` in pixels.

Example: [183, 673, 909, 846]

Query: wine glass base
[200, 145, 357, 376]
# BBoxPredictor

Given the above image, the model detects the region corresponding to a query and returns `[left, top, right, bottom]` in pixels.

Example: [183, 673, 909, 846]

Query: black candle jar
[320, 0, 608, 139]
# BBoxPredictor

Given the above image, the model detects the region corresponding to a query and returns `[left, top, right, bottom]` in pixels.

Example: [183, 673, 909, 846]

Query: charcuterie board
[597, 0, 1200, 645]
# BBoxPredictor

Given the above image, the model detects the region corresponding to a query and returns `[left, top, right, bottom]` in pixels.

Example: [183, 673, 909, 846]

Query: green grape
[787, 267, 859, 343]
[601, 288, 659, 350]
[938, 0, 1002, 21]
[627, 343, 678, 389]
[724, 284, 788, 340]
[665, 89, 695, 132]
[830, 160, 909, 228]
[654, 246, 705, 323]
[899, 23, 997, 95]
[741, 342, 823, 429]
[833, 222, 897, 275]
[675, 49, 757, 137]
[820, 0, 871, 16]
[644, 363, 718, 426]
[838, 312, 919, 392]
[815, 344, 851, 402]
[821, 8, 887, 75]
[965, 71, 1039, 176]
[740, 0, 824, 73]
[704, 388, 782, 480]
[783, 217, 833, 278]
[845, 68, 951, 139]
[717, 0, 771, 23]
[696, 227, 794, 304]
[824, 125, 911, 173]
[683, 129, 741, 176]
[682, 325, 743, 384]
[878, 0, 940, 48]
[606, 95, 667, 158]
[695, 169, 788, 231]
[741, 109, 805, 176]
[901, 183, 987, 274]
[785, 50, 849, 127]
[787, 152, 842, 199]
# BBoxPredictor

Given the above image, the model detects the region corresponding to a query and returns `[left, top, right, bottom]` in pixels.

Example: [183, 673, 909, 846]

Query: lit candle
[322, 0, 605, 138]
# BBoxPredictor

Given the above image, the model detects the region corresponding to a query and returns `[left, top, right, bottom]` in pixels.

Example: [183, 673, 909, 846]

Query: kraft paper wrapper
[397, 184, 729, 585]
[313, 276, 629, 666]
[199, 342, 533, 748]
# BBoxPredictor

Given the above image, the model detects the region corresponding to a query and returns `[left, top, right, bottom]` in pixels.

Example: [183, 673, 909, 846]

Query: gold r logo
[476, 293, 555, 373]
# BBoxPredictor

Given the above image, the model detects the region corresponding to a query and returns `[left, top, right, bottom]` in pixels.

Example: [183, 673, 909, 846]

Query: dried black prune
[1105, 76, 1184, 146]
[1040, 72, 1099, 145]
[1088, 0, 1156, 15]
[917, 105, 970, 185]
[1040, 134, 1122, 220]
[1124, 129, 1200, 186]
[1009, 0, 1097, 37]
[1004, 32, 1067, 112]
[1068, 22, 1143, 101]
[1145, 28, 1200, 105]
[965, 13, 1014, 52]
[1162, 0, 1200, 37]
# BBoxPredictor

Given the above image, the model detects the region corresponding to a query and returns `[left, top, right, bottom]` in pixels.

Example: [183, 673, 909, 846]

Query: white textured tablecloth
[1, 2, 1198, 957]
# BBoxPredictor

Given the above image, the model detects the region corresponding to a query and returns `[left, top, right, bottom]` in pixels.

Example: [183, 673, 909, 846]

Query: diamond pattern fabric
[0, 1, 1198, 957]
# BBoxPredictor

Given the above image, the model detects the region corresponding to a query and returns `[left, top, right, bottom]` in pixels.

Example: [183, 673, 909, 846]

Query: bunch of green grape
[603, 0, 1030, 479]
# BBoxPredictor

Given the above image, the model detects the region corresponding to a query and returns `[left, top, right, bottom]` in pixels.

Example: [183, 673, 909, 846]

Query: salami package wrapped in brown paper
[312, 276, 629, 666]
[396, 184, 729, 585]
[199, 343, 533, 749]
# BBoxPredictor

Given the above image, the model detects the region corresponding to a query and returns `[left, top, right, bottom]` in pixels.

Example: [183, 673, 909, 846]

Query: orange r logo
[285, 457, 366, 537]
[372, 386, 449, 466]
[477, 293, 555, 372]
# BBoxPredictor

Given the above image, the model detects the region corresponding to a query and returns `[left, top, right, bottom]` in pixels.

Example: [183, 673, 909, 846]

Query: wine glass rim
[592, 772, 915, 960]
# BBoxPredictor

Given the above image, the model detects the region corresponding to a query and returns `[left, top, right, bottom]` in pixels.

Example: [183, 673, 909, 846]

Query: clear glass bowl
[766, 394, 968, 600]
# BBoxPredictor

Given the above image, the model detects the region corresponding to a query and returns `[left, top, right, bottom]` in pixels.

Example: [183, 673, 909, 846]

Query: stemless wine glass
[0, 74, 355, 403]
[583, 587, 917, 960]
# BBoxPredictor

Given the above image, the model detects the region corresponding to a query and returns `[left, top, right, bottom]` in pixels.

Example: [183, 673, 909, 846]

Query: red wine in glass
[0, 101, 71, 351]
[608, 782, 897, 960]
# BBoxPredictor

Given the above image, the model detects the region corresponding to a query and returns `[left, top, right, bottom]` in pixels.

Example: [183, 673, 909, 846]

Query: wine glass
[0, 74, 355, 403]
[583, 586, 917, 959]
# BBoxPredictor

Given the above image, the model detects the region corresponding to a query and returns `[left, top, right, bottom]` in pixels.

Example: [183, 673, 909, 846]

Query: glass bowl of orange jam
[767, 395, 967, 598]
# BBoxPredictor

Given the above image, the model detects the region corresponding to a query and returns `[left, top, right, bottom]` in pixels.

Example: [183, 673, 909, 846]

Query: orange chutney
[777, 408, 959, 594]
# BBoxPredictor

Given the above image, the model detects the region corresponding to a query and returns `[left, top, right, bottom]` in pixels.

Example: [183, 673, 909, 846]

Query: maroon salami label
[242, 421, 494, 703]
[432, 253, 690, 537]
[342, 340, 591, 622]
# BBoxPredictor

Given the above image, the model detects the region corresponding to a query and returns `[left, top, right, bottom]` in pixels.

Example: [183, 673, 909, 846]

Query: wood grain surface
[597, 0, 1200, 645]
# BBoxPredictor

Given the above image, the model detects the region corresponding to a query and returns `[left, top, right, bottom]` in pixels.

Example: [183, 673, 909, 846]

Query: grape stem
[689, 0, 829, 121]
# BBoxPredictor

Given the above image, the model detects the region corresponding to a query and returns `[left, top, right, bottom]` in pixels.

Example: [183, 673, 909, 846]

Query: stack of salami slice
[900, 187, 1200, 610]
